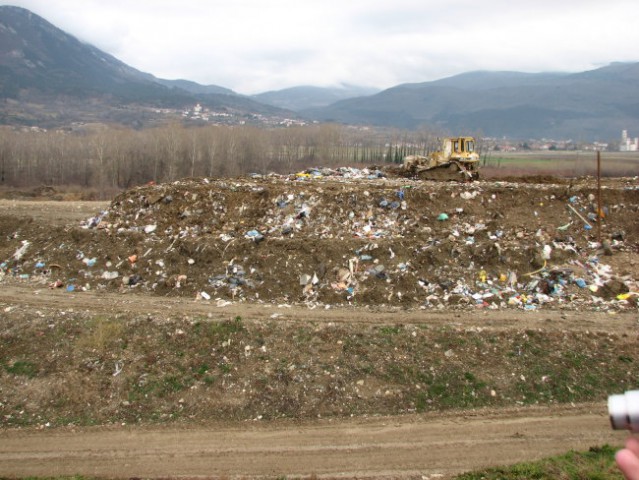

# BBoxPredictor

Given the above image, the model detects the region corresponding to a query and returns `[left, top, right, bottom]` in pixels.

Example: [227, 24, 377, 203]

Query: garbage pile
[1, 173, 638, 311]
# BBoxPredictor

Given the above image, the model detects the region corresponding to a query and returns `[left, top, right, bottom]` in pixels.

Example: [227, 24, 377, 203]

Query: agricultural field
[481, 150, 639, 178]
[0, 169, 638, 479]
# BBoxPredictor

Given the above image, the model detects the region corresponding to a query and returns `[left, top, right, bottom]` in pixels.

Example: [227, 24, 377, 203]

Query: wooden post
[597, 150, 602, 245]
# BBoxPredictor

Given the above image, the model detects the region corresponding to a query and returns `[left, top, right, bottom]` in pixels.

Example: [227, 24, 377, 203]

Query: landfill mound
[1, 171, 638, 311]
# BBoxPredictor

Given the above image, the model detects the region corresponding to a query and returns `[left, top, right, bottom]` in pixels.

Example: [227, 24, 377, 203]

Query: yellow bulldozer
[403, 136, 480, 181]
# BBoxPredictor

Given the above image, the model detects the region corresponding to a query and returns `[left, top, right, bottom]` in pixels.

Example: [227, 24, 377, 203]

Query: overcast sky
[2, 0, 637, 94]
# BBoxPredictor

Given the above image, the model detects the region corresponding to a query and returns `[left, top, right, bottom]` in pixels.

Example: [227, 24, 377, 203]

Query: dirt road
[2, 283, 636, 335]
[0, 199, 107, 225]
[0, 404, 624, 479]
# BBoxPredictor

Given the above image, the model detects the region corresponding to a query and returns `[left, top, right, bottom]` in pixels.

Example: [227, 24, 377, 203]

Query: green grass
[193, 316, 245, 339]
[455, 445, 622, 480]
[379, 325, 401, 336]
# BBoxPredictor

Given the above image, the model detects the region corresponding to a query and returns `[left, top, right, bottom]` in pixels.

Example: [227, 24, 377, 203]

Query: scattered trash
[567, 204, 593, 229]
[82, 257, 96, 267]
[13, 241, 29, 261]
[460, 191, 480, 200]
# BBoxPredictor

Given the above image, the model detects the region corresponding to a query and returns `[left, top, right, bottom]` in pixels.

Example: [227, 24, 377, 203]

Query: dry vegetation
[0, 124, 438, 197]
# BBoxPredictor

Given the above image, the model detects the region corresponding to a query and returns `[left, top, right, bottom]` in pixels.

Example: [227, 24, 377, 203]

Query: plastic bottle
[609, 390, 639, 431]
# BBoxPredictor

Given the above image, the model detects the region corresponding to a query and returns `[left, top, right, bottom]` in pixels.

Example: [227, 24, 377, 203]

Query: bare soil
[0, 175, 638, 479]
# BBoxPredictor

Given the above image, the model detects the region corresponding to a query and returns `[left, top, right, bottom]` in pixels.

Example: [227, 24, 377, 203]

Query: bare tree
[204, 127, 219, 177]
[0, 122, 451, 191]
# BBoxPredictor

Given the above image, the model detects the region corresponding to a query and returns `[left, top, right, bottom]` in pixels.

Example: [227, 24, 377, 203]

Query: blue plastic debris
[245, 230, 265, 242]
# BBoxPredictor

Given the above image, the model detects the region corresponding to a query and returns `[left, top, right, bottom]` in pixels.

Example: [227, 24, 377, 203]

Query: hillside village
[181, 103, 308, 127]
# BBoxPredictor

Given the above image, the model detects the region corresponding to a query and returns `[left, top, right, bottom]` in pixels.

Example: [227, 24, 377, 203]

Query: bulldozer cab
[447, 137, 478, 162]
[451, 137, 474, 153]
[443, 137, 475, 156]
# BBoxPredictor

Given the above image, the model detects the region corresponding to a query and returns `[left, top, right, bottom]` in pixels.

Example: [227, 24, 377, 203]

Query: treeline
[0, 123, 444, 197]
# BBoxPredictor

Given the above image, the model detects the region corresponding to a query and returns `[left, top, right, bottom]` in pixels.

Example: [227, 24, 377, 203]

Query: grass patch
[128, 374, 194, 402]
[77, 316, 124, 352]
[4, 360, 38, 378]
[193, 316, 245, 340]
[379, 325, 401, 336]
[455, 445, 622, 479]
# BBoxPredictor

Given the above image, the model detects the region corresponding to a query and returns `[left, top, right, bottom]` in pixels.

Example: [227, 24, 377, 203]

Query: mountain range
[305, 64, 639, 140]
[1, 5, 638, 140]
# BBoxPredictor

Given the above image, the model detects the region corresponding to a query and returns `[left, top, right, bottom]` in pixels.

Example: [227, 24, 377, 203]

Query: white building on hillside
[620, 130, 639, 151]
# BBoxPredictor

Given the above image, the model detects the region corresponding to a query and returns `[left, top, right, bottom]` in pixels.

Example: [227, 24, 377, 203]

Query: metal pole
[597, 150, 602, 245]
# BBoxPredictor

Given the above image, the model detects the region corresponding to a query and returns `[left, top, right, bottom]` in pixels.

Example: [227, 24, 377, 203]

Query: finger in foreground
[627, 437, 639, 457]
[616, 448, 639, 480]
